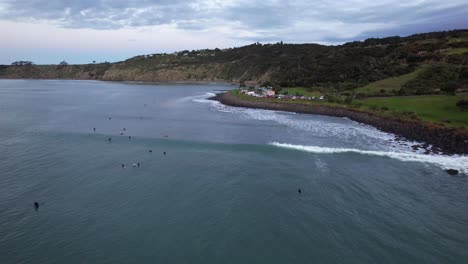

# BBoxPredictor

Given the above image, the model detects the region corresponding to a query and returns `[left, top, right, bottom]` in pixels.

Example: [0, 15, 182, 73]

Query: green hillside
[355, 67, 425, 95]
[1, 29, 467, 92]
[359, 95, 468, 127]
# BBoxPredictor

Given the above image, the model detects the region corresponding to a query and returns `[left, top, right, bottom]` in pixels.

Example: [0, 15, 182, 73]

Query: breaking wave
[191, 92, 410, 150]
[177, 92, 217, 103]
[191, 92, 216, 104]
[270, 142, 468, 174]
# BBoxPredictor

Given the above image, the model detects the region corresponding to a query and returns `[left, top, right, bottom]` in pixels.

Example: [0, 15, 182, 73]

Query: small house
[263, 90, 275, 96]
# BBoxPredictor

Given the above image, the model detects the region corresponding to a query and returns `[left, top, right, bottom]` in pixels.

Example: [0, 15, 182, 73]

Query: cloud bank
[0, 0, 466, 63]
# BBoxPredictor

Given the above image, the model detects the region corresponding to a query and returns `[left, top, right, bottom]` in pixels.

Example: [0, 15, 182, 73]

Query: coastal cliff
[213, 92, 468, 155]
[1, 30, 467, 86]
[0, 64, 112, 80]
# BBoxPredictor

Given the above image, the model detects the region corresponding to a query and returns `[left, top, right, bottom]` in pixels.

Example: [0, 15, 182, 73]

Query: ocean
[0, 80, 467, 263]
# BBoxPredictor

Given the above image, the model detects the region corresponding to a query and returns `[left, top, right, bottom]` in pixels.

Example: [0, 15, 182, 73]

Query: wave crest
[270, 142, 468, 174]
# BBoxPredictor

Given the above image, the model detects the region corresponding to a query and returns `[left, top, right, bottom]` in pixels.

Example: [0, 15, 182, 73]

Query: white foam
[174, 92, 217, 104]
[191, 92, 216, 104]
[270, 142, 468, 174]
[192, 92, 437, 154]
[199, 95, 399, 147]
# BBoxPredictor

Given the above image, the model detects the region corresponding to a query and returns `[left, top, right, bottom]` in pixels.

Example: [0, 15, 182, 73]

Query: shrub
[402, 111, 416, 116]
[341, 91, 352, 97]
[397, 89, 406, 96]
[352, 102, 363, 108]
[355, 93, 366, 99]
[400, 111, 418, 119]
[344, 96, 353, 104]
[456, 99, 468, 110]
[327, 95, 341, 103]
[442, 82, 457, 95]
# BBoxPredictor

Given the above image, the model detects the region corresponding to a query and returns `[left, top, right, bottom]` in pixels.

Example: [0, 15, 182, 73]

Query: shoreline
[0, 77, 237, 86]
[212, 92, 468, 155]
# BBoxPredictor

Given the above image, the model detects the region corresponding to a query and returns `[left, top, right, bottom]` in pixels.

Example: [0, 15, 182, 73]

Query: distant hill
[1, 29, 467, 94]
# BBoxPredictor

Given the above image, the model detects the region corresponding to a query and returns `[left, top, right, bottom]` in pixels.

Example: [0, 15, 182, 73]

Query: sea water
[0, 80, 467, 263]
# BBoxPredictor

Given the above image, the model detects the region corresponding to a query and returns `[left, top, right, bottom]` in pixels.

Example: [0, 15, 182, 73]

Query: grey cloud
[0, 0, 466, 42]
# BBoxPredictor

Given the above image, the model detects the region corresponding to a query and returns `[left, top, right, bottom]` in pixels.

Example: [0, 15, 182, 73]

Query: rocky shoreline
[212, 92, 468, 155]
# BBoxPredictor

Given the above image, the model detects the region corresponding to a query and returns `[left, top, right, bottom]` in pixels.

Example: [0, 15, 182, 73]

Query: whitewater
[192, 92, 467, 174]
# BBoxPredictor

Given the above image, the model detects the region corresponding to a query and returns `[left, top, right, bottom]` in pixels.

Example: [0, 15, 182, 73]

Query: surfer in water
[34, 201, 39, 211]
[93, 127, 96, 132]
[121, 163, 125, 168]
[298, 188, 302, 194]
[108, 137, 112, 142]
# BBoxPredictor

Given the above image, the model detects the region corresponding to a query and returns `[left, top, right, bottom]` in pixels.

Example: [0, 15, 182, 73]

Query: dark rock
[213, 92, 468, 155]
[445, 169, 459, 175]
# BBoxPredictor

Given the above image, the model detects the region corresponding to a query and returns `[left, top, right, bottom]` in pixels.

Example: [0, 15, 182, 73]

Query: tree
[11, 61, 33, 66]
[442, 82, 457, 95]
[456, 99, 468, 110]
[344, 96, 353, 104]
[59, 61, 68, 65]
[272, 86, 282, 93]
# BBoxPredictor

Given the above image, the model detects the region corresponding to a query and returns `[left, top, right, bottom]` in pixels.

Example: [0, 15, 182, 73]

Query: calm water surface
[0, 80, 467, 263]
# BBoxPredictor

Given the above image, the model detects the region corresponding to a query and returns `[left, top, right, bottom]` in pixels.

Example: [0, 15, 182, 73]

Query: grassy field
[232, 89, 468, 128]
[354, 67, 425, 94]
[448, 48, 468, 55]
[277, 87, 323, 96]
[447, 37, 468, 43]
[415, 39, 441, 44]
[358, 94, 468, 127]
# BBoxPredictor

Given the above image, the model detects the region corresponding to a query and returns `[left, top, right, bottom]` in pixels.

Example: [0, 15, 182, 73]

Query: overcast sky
[0, 0, 467, 64]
